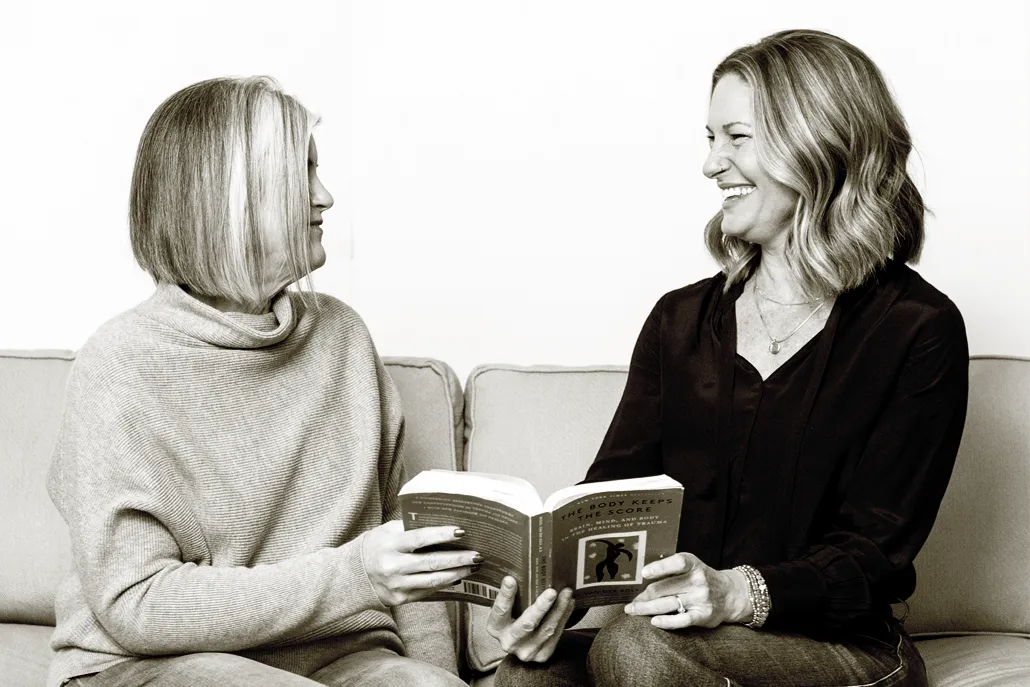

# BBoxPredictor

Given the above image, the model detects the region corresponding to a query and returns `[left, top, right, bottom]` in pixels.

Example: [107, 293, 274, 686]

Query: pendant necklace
[752, 280, 826, 354]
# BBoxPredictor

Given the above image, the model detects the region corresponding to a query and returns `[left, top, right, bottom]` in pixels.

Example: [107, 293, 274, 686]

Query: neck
[753, 248, 810, 303]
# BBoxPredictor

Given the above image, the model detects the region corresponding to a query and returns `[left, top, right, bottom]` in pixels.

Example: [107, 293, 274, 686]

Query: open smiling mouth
[722, 186, 755, 205]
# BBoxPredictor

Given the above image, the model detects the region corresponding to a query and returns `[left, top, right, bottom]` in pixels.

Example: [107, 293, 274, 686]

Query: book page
[400, 469, 545, 515]
[543, 474, 682, 512]
[547, 481, 683, 609]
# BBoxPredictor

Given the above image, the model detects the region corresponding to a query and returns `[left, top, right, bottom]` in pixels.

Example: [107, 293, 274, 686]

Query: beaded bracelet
[733, 564, 771, 629]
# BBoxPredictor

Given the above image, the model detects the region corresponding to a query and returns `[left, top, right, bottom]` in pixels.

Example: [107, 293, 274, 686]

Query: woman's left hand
[623, 552, 751, 630]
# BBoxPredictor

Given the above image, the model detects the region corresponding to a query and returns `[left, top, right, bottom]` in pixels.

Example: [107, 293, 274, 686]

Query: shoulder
[293, 292, 376, 343]
[843, 264, 968, 373]
[640, 273, 728, 331]
[290, 293, 391, 380]
[639, 273, 727, 319]
[71, 303, 160, 389]
[621, 273, 728, 351]
[308, 291, 362, 319]
[869, 264, 966, 342]
[56, 304, 170, 439]
[897, 266, 964, 321]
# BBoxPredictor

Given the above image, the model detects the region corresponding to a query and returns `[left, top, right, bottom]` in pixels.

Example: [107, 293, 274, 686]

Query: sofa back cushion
[0, 350, 464, 628]
[0, 350, 76, 625]
[382, 356, 465, 476]
[461, 364, 629, 671]
[906, 356, 1030, 636]
[463, 365, 629, 499]
[381, 356, 466, 663]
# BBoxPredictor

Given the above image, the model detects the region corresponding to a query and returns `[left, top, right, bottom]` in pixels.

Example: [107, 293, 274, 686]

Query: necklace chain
[754, 282, 824, 306]
[752, 281, 827, 355]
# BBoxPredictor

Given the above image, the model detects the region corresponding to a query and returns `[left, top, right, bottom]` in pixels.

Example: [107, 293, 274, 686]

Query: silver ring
[675, 595, 687, 614]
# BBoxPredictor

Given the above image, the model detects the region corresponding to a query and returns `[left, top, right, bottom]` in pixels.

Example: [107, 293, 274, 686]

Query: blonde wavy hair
[705, 30, 925, 296]
[130, 76, 319, 305]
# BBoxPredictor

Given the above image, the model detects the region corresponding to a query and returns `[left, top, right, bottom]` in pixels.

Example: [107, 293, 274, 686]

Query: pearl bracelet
[734, 564, 771, 629]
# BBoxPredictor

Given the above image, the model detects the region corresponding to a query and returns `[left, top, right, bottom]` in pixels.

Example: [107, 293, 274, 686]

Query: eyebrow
[705, 121, 753, 132]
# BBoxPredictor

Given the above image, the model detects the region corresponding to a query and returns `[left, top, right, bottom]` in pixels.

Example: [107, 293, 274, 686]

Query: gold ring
[675, 596, 687, 614]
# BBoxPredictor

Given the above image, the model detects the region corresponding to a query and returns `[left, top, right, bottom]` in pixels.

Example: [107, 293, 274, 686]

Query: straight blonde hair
[705, 30, 925, 296]
[130, 76, 319, 305]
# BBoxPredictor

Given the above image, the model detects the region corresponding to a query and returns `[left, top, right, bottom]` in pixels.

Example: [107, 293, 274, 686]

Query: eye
[706, 134, 715, 147]
[730, 134, 750, 144]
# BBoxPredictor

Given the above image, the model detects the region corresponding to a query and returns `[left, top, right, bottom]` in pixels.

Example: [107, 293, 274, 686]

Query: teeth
[722, 186, 755, 199]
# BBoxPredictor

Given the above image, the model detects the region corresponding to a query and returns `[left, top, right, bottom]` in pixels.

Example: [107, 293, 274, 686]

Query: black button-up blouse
[583, 262, 969, 635]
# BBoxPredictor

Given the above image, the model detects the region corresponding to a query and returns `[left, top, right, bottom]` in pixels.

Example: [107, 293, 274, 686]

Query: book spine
[529, 513, 551, 601]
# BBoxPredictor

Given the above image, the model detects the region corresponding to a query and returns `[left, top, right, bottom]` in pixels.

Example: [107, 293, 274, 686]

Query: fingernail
[471, 565, 481, 573]
[503, 577, 516, 589]
[624, 603, 634, 613]
[472, 554, 485, 564]
[453, 529, 466, 538]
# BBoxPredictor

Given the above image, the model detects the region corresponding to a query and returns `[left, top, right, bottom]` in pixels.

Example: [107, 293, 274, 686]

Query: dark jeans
[495, 615, 927, 687]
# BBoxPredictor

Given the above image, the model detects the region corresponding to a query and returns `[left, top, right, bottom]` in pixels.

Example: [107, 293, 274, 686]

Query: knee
[494, 654, 546, 687]
[378, 660, 465, 687]
[494, 630, 594, 687]
[588, 615, 670, 685]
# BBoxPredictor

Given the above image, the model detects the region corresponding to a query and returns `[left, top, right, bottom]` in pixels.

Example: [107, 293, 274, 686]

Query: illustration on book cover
[576, 531, 646, 589]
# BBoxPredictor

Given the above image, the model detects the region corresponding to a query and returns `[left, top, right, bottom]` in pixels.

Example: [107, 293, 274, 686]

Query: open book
[399, 470, 684, 613]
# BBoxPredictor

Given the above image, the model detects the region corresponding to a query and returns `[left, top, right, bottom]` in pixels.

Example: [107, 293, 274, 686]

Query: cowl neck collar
[144, 283, 298, 349]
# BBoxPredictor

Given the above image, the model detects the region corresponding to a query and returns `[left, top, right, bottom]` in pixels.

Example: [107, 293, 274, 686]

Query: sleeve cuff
[754, 559, 824, 624]
[755, 546, 872, 630]
[340, 531, 389, 612]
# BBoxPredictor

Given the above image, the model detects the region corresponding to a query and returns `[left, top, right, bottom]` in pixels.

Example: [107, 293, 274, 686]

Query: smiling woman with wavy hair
[705, 29, 926, 296]
[490, 30, 967, 687]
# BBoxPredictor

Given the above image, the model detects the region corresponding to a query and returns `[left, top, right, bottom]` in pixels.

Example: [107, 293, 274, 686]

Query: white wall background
[2, 1, 1028, 383]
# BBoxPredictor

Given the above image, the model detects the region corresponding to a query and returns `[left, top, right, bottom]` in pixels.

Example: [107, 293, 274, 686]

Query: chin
[720, 217, 753, 241]
[308, 242, 327, 270]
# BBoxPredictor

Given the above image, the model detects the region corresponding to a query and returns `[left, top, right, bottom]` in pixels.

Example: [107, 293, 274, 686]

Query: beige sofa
[1, 350, 1027, 686]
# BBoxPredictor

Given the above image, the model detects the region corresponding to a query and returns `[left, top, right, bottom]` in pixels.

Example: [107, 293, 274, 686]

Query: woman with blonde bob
[488, 30, 968, 687]
[47, 76, 475, 687]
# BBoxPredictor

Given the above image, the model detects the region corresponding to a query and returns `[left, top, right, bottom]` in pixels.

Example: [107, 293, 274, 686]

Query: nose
[311, 176, 334, 212]
[702, 143, 729, 179]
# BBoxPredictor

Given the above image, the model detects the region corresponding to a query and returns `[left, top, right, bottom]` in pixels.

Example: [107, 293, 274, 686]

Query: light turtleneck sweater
[45, 283, 456, 687]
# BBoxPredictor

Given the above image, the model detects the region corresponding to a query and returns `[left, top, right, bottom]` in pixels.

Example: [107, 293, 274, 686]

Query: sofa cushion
[463, 364, 628, 498]
[381, 356, 467, 666]
[906, 357, 1030, 636]
[382, 356, 465, 474]
[0, 623, 53, 687]
[0, 351, 465, 627]
[462, 364, 629, 672]
[917, 635, 1030, 686]
[0, 351, 76, 625]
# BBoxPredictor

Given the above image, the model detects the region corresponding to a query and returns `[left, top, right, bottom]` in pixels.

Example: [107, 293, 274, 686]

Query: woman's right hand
[486, 576, 575, 663]
[361, 520, 481, 606]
